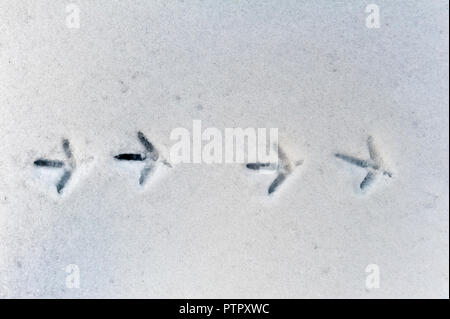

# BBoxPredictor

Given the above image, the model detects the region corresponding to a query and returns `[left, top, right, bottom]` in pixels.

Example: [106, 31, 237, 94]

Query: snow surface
[0, 0, 448, 298]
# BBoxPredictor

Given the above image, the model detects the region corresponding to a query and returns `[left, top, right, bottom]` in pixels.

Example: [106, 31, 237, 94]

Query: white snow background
[0, 0, 448, 298]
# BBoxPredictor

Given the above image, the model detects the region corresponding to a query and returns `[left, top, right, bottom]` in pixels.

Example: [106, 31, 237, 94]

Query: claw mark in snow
[114, 131, 170, 185]
[335, 136, 392, 191]
[34, 159, 64, 168]
[247, 146, 302, 195]
[33, 138, 76, 194]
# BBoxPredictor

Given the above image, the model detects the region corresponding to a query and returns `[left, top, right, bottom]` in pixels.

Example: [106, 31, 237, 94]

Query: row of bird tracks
[33, 135, 392, 196]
